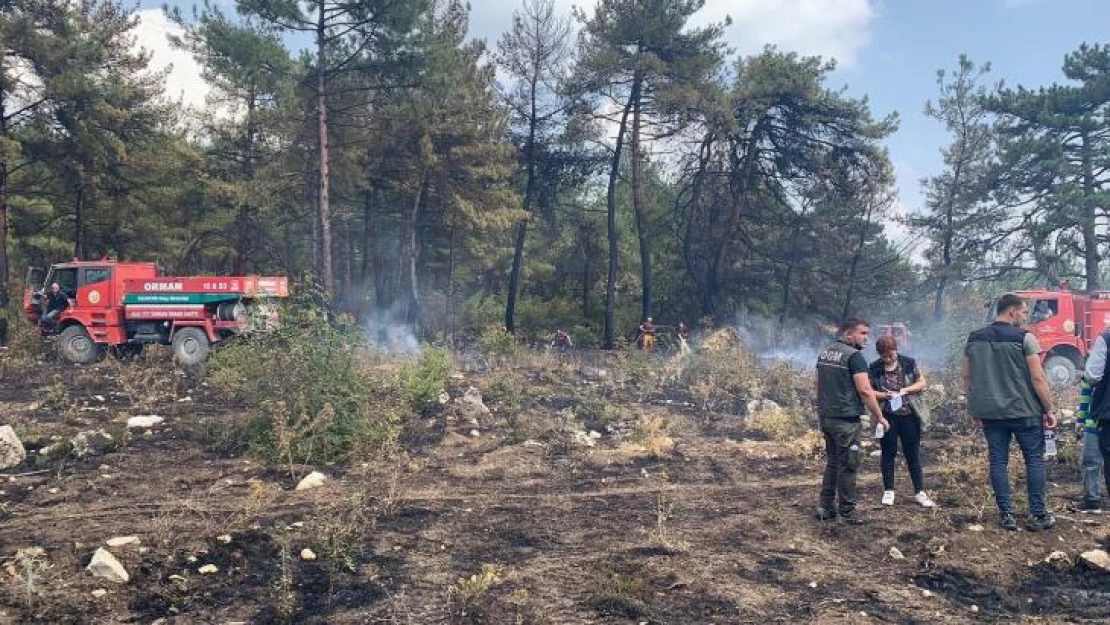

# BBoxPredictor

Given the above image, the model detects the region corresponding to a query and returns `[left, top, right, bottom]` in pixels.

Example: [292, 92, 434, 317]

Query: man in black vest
[1083, 324, 1110, 510]
[964, 293, 1058, 531]
[817, 317, 889, 523]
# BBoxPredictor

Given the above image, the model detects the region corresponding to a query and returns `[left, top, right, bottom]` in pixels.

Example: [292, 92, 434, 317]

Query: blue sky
[136, 0, 1109, 235]
[841, 0, 1110, 214]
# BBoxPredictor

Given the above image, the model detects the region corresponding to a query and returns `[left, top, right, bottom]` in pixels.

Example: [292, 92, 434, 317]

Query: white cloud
[692, 0, 874, 68]
[133, 8, 211, 112]
[471, 0, 875, 68]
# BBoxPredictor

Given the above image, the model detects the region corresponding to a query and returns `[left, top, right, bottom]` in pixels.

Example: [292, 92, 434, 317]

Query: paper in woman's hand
[888, 393, 903, 411]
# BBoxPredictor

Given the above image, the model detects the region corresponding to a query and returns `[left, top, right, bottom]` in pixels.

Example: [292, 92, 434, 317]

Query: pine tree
[496, 0, 574, 334]
[913, 56, 1000, 318]
[987, 43, 1110, 291]
[572, 0, 727, 347]
[237, 0, 425, 296]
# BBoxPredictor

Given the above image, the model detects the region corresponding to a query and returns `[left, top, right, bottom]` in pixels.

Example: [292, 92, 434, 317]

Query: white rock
[889, 547, 905, 560]
[16, 546, 46, 560]
[746, 399, 783, 415]
[295, 471, 327, 491]
[91, 589, 108, 598]
[70, 429, 115, 459]
[922, 589, 933, 598]
[579, 366, 610, 380]
[971, 605, 979, 613]
[469, 429, 481, 437]
[106, 536, 140, 548]
[216, 534, 232, 544]
[198, 564, 218, 574]
[1045, 550, 1070, 565]
[967, 524, 984, 532]
[300, 548, 317, 561]
[570, 430, 597, 448]
[808, 581, 818, 588]
[93, 395, 106, 402]
[86, 548, 129, 584]
[588, 430, 602, 440]
[0, 425, 27, 469]
[1080, 549, 1110, 573]
[126, 415, 164, 429]
[869, 450, 881, 458]
[437, 392, 450, 405]
[453, 387, 491, 420]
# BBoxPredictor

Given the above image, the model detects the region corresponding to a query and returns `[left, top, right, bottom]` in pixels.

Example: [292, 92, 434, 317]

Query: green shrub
[208, 301, 402, 467]
[399, 346, 451, 413]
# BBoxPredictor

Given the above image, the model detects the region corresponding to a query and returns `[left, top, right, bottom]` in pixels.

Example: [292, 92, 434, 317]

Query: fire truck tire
[58, 325, 101, 365]
[172, 327, 210, 366]
[1043, 355, 1077, 388]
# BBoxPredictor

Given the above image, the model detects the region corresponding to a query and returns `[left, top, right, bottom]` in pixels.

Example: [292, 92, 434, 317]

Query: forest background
[2, 0, 1109, 352]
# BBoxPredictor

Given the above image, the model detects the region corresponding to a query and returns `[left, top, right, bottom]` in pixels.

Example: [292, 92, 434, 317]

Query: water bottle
[1044, 430, 1058, 459]
[874, 423, 885, 439]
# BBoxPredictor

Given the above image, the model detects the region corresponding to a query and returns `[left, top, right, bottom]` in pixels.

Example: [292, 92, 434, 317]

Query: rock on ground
[295, 471, 327, 491]
[126, 415, 164, 429]
[579, 366, 610, 381]
[71, 429, 116, 459]
[106, 536, 140, 548]
[1080, 549, 1110, 573]
[0, 425, 27, 469]
[746, 399, 782, 415]
[453, 387, 491, 421]
[86, 548, 129, 584]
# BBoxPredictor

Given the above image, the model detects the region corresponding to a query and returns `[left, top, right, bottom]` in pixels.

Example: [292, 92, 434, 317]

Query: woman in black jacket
[871, 336, 935, 508]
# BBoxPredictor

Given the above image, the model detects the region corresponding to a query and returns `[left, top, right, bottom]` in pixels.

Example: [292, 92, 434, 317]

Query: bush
[399, 347, 451, 414]
[678, 341, 762, 414]
[208, 301, 402, 467]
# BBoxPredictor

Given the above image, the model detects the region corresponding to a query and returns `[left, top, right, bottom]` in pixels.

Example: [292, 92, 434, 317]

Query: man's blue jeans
[982, 419, 1047, 517]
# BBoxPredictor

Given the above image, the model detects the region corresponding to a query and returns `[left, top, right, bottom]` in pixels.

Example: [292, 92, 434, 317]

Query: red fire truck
[24, 260, 288, 366]
[999, 286, 1110, 386]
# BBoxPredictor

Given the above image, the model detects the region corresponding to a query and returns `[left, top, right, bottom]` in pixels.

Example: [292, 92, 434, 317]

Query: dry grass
[449, 564, 505, 614]
[745, 404, 809, 441]
[635, 414, 675, 456]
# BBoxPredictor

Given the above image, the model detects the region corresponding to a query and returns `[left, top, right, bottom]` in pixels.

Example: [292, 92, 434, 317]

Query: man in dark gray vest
[817, 318, 889, 523]
[963, 293, 1058, 531]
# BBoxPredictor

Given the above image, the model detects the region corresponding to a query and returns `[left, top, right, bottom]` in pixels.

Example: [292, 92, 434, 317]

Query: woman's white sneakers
[882, 490, 937, 508]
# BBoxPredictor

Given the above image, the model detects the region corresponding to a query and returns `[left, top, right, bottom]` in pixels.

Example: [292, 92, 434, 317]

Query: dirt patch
[0, 353, 1106, 623]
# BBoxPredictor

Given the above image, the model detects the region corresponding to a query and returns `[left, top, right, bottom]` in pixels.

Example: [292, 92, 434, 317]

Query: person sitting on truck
[42, 283, 71, 328]
[1031, 300, 1053, 323]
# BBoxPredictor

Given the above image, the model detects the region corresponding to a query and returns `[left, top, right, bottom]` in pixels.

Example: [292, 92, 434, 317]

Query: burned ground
[0, 349, 1107, 624]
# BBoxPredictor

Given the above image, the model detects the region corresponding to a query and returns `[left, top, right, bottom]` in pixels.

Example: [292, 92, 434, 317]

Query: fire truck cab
[995, 286, 1110, 387]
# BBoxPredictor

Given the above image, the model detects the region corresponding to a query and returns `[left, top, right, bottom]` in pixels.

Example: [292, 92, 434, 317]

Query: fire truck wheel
[58, 325, 101, 365]
[1043, 355, 1077, 388]
[172, 327, 210, 366]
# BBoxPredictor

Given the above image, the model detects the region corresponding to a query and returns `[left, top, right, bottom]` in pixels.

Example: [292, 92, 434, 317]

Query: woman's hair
[876, 336, 898, 355]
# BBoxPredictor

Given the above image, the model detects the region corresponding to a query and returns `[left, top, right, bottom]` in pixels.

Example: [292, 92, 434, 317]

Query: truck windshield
[1030, 299, 1058, 323]
[44, 267, 78, 297]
